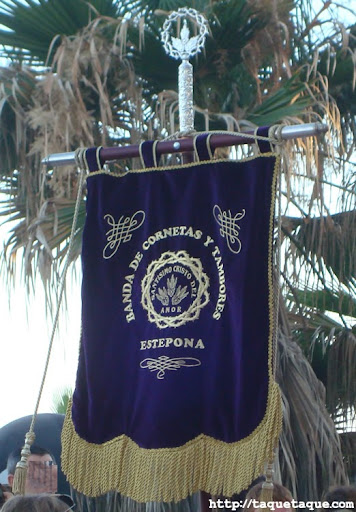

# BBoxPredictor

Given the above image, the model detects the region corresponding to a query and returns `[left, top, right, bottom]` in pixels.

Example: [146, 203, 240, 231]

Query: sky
[0, 231, 82, 428]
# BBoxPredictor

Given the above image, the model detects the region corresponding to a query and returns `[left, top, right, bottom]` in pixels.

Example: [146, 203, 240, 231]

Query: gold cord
[163, 126, 286, 147]
[12, 148, 88, 495]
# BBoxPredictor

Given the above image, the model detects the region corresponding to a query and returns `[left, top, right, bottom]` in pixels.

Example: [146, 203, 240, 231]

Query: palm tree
[0, 0, 355, 502]
[51, 386, 73, 415]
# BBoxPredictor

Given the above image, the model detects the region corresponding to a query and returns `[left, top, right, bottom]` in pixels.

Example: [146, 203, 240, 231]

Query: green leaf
[290, 288, 356, 318]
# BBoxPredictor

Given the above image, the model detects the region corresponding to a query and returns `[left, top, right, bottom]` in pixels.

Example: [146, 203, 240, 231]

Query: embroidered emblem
[156, 275, 189, 307]
[141, 250, 209, 328]
[103, 210, 145, 259]
[140, 356, 201, 379]
[213, 204, 245, 254]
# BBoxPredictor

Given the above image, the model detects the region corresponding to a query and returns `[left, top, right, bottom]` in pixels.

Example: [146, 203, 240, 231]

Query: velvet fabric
[72, 139, 277, 451]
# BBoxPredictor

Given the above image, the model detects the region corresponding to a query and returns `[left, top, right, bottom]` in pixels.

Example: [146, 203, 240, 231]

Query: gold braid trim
[62, 381, 282, 502]
[87, 152, 277, 178]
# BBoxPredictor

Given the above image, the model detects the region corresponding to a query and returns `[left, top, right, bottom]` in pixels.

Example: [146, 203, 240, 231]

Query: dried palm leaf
[277, 329, 348, 499]
[339, 431, 356, 481]
[327, 330, 356, 422]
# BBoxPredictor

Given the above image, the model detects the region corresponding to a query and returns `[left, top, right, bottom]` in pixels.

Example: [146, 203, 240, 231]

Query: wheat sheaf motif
[156, 275, 189, 307]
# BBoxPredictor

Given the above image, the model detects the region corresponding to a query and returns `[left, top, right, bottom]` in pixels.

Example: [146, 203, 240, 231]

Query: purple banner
[61, 151, 282, 503]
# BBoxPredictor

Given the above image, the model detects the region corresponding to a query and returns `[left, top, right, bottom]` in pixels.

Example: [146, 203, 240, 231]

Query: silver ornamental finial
[161, 8, 209, 133]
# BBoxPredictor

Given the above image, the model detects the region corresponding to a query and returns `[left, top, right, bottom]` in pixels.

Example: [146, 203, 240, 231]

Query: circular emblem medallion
[141, 250, 210, 328]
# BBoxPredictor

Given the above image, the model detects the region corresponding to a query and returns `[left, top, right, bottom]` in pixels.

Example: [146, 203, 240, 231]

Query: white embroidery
[140, 355, 201, 379]
[213, 204, 245, 254]
[141, 250, 210, 329]
[103, 210, 145, 259]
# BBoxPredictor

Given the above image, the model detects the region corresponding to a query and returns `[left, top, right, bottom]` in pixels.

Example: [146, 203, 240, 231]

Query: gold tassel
[12, 431, 36, 495]
[260, 461, 274, 504]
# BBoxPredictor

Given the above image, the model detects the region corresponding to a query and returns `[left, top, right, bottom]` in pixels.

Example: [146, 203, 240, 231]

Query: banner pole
[42, 122, 328, 167]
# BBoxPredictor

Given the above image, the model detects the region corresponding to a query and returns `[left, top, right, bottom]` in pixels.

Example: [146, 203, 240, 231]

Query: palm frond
[0, 0, 122, 65]
[340, 431, 356, 482]
[327, 330, 356, 421]
[1, 194, 85, 288]
[0, 65, 37, 176]
[290, 288, 356, 319]
[291, 211, 356, 287]
[247, 74, 313, 126]
[51, 386, 73, 415]
[277, 331, 348, 500]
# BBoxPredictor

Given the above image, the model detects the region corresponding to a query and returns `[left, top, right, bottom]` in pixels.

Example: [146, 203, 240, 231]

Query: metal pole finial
[161, 8, 209, 133]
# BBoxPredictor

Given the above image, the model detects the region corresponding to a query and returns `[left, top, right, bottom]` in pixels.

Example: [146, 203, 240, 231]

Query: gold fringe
[61, 381, 282, 503]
